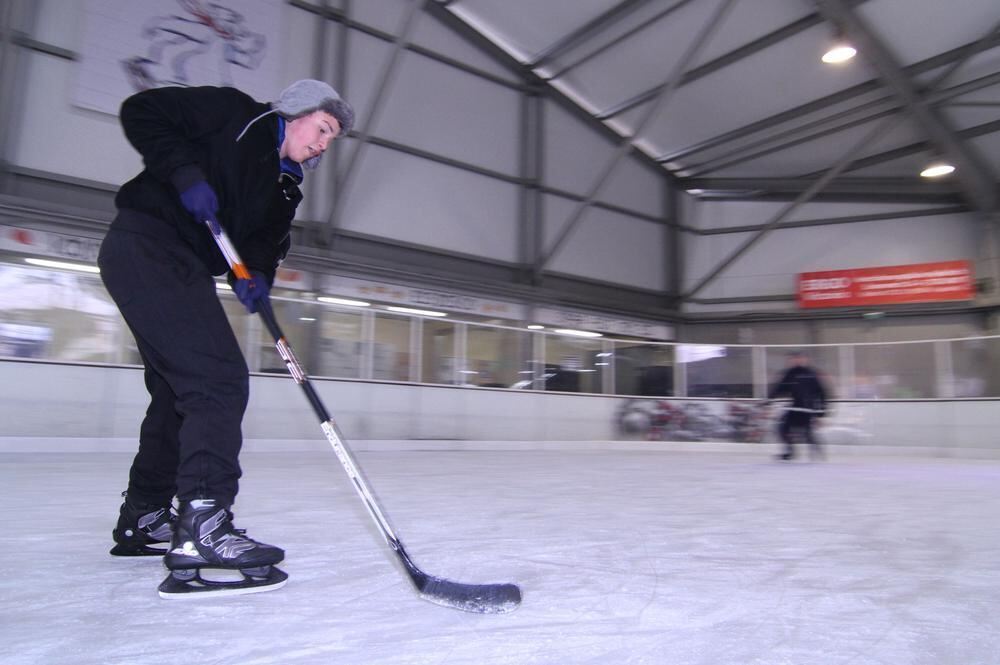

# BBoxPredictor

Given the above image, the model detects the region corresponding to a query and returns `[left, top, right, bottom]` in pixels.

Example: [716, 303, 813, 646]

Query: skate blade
[157, 566, 287, 600]
[110, 542, 168, 557]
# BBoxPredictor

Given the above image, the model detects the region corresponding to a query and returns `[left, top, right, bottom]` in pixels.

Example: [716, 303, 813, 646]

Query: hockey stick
[208, 222, 521, 614]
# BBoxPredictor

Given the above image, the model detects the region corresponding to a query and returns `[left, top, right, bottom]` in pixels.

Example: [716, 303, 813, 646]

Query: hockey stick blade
[392, 541, 521, 614]
[419, 575, 522, 614]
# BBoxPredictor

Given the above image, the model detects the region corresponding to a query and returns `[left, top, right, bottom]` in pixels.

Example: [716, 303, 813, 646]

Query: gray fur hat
[274, 79, 355, 169]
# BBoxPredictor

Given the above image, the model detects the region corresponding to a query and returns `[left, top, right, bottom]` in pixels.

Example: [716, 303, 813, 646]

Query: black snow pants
[778, 410, 819, 459]
[98, 213, 248, 507]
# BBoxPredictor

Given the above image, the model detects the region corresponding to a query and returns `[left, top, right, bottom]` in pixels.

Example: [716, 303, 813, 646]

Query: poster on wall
[797, 260, 974, 309]
[75, 0, 284, 115]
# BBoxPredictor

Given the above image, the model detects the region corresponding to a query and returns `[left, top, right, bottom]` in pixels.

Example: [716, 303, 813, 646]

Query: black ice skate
[158, 499, 286, 599]
[110, 491, 176, 557]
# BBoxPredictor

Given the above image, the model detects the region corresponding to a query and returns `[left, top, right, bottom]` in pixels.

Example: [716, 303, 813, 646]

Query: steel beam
[666, 182, 682, 305]
[684, 204, 968, 235]
[0, 0, 18, 189]
[682, 175, 966, 201]
[528, 0, 652, 69]
[947, 101, 1000, 108]
[546, 0, 695, 81]
[290, 0, 522, 89]
[519, 85, 543, 281]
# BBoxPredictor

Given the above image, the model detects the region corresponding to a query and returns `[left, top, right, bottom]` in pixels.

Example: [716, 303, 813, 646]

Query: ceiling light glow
[822, 44, 856, 64]
[920, 163, 955, 178]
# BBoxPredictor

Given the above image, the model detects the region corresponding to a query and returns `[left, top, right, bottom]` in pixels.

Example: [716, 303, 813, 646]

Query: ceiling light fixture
[822, 40, 856, 64]
[920, 162, 955, 178]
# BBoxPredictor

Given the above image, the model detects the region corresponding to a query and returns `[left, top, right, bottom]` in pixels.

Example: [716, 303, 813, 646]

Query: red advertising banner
[798, 260, 974, 308]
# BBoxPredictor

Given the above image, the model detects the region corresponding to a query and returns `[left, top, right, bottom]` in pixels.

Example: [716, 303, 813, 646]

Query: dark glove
[233, 271, 270, 314]
[179, 180, 220, 234]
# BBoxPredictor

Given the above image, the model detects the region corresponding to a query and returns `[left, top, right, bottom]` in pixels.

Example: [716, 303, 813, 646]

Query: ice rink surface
[1, 445, 998, 665]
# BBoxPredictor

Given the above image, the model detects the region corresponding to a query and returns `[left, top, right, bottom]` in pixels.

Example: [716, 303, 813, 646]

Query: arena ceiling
[431, 0, 1000, 213]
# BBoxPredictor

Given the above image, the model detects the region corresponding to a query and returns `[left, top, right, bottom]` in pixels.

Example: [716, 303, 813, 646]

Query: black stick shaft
[258, 298, 331, 422]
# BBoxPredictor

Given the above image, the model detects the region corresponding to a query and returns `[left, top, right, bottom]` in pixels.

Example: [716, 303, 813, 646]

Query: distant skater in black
[767, 351, 829, 461]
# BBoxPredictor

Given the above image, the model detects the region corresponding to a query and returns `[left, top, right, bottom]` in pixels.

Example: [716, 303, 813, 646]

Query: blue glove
[179, 180, 220, 234]
[233, 271, 270, 314]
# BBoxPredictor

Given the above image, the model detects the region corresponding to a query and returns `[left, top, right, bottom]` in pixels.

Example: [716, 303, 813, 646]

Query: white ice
[1, 444, 998, 665]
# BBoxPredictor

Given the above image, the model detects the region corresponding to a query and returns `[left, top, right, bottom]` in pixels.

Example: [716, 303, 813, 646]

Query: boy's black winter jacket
[113, 86, 301, 284]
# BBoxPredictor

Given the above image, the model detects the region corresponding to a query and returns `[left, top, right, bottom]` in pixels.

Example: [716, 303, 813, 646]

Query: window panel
[0, 265, 119, 363]
[543, 334, 606, 394]
[466, 324, 532, 388]
[853, 342, 937, 399]
[421, 319, 456, 384]
[949, 337, 1000, 397]
[613, 342, 674, 396]
[373, 312, 411, 382]
[682, 344, 753, 398]
[314, 306, 366, 379]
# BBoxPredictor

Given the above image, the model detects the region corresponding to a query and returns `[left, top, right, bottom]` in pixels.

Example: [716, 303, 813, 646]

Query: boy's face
[280, 110, 341, 164]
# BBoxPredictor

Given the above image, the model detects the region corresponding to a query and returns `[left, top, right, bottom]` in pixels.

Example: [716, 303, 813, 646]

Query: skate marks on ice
[1, 449, 999, 664]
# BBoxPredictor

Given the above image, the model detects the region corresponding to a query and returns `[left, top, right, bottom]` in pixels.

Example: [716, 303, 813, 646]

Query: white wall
[12, 0, 316, 186]
[340, 147, 522, 261]
[0, 361, 618, 442]
[2, 360, 997, 458]
[10, 0, 672, 295]
[543, 101, 664, 219]
[681, 197, 981, 311]
[542, 194, 665, 290]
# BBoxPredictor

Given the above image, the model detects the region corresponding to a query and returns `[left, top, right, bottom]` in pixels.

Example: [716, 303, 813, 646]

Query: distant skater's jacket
[768, 366, 828, 414]
[113, 85, 302, 284]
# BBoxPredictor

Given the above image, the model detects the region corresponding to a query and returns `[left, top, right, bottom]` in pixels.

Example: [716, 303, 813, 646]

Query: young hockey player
[99, 79, 353, 597]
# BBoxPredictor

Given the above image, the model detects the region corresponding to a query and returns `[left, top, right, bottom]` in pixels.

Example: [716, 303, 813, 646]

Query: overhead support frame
[816, 0, 999, 214]
[534, 0, 737, 277]
[527, 0, 653, 69]
[681, 114, 902, 301]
